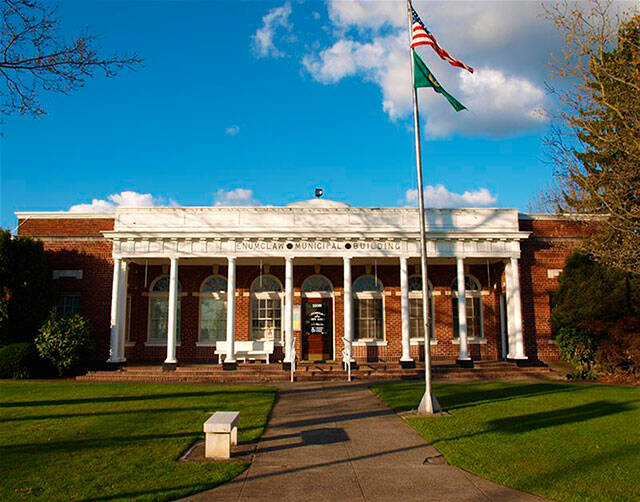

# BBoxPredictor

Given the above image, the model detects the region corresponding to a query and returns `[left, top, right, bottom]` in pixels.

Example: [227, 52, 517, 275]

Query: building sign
[235, 239, 400, 252]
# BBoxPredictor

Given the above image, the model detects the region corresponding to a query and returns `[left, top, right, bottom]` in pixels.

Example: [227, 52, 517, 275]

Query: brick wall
[518, 217, 590, 360]
[18, 217, 115, 361]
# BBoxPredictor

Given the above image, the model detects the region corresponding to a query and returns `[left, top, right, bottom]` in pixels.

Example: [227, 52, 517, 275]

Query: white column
[107, 257, 122, 363]
[399, 257, 412, 363]
[164, 257, 179, 365]
[343, 256, 354, 361]
[456, 257, 470, 361]
[505, 257, 527, 360]
[225, 257, 236, 364]
[116, 260, 129, 361]
[284, 257, 294, 363]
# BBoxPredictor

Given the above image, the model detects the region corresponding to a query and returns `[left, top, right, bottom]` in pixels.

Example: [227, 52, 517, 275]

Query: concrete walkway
[184, 382, 550, 502]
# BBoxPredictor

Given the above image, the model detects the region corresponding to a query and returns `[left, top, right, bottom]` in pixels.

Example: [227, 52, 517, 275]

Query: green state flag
[413, 51, 466, 112]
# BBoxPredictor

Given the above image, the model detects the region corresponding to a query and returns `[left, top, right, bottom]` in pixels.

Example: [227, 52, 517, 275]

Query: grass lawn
[372, 381, 640, 502]
[0, 381, 276, 502]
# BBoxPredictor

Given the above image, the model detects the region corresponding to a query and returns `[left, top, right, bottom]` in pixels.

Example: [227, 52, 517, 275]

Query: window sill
[451, 338, 486, 345]
[196, 342, 219, 347]
[352, 340, 387, 346]
[144, 342, 182, 347]
[125, 342, 136, 347]
[410, 339, 438, 346]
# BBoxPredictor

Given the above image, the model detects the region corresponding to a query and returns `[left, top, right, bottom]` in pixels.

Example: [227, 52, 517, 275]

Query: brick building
[16, 199, 585, 368]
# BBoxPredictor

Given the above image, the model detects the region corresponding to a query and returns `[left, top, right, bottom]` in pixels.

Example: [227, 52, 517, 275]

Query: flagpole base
[417, 391, 442, 415]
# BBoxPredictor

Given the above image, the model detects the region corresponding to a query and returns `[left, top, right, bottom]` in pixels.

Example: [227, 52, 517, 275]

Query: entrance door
[302, 297, 333, 361]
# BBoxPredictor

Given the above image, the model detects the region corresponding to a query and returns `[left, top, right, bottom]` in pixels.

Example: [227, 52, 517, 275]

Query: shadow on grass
[77, 482, 225, 502]
[2, 431, 198, 452]
[487, 400, 637, 433]
[420, 399, 637, 448]
[0, 389, 273, 409]
[378, 382, 590, 413]
[515, 442, 640, 494]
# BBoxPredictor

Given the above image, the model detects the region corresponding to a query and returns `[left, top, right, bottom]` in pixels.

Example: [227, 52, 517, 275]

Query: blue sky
[1, 1, 560, 229]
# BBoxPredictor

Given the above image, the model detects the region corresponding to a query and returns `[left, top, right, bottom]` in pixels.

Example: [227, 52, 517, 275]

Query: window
[408, 276, 434, 339]
[199, 275, 227, 343]
[301, 275, 333, 293]
[452, 275, 483, 338]
[147, 275, 181, 344]
[353, 275, 384, 341]
[57, 293, 81, 317]
[250, 275, 283, 341]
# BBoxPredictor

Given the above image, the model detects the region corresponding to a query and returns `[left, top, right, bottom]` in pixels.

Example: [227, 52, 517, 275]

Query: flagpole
[407, 0, 440, 415]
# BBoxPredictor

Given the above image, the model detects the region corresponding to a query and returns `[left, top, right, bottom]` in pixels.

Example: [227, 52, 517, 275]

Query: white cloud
[405, 185, 497, 208]
[213, 188, 259, 207]
[225, 125, 240, 136]
[424, 67, 547, 137]
[252, 3, 293, 58]
[68, 191, 158, 213]
[300, 0, 558, 137]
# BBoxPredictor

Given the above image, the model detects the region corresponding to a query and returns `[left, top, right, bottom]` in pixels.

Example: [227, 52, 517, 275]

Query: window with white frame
[452, 275, 483, 338]
[353, 275, 384, 341]
[250, 275, 283, 341]
[408, 276, 434, 339]
[56, 293, 81, 317]
[199, 275, 227, 343]
[148, 276, 181, 344]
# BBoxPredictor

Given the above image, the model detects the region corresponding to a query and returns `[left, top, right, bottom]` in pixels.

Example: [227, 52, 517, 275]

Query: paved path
[184, 382, 550, 502]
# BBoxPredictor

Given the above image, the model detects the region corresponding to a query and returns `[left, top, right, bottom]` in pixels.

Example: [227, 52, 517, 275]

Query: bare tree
[544, 0, 640, 274]
[0, 0, 143, 116]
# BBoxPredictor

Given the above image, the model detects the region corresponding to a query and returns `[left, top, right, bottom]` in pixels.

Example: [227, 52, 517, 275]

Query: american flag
[410, 4, 473, 74]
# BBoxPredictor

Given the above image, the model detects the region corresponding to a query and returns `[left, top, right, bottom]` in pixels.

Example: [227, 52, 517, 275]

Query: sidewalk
[183, 382, 550, 502]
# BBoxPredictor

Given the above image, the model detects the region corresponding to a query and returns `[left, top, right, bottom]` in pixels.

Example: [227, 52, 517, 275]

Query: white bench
[204, 411, 239, 459]
[215, 340, 274, 364]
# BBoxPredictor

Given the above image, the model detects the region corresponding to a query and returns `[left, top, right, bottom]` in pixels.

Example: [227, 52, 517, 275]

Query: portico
[104, 202, 530, 368]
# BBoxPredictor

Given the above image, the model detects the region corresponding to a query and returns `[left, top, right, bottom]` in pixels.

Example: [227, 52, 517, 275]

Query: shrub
[35, 312, 93, 376]
[551, 252, 640, 334]
[555, 327, 600, 380]
[0, 342, 42, 379]
[594, 317, 640, 383]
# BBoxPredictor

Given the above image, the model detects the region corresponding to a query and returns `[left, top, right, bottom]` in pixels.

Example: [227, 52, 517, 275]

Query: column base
[105, 360, 126, 370]
[507, 356, 529, 367]
[162, 362, 177, 371]
[400, 359, 416, 369]
[222, 361, 237, 371]
[456, 358, 474, 368]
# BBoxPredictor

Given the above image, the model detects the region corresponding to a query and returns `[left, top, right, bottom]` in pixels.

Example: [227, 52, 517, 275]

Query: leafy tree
[0, 0, 143, 116]
[551, 252, 639, 333]
[35, 311, 92, 376]
[0, 229, 54, 346]
[544, 0, 640, 275]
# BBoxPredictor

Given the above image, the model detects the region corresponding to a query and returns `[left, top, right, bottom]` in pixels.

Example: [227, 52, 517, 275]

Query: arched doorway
[301, 275, 334, 361]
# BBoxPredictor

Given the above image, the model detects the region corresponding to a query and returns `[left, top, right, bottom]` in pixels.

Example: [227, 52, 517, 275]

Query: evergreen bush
[0, 342, 43, 379]
[35, 312, 93, 376]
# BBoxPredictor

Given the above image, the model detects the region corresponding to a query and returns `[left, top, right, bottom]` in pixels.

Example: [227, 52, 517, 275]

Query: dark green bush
[35, 312, 93, 376]
[0, 342, 42, 379]
[0, 229, 54, 345]
[551, 252, 640, 334]
[556, 327, 600, 380]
